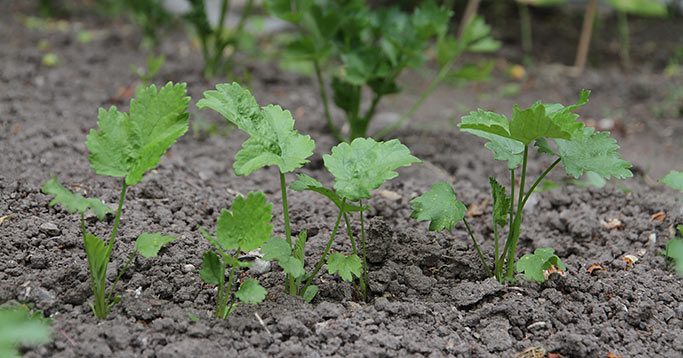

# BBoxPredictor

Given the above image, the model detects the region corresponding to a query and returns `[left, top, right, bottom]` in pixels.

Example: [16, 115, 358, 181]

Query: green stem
[462, 217, 492, 277]
[520, 158, 561, 209]
[108, 180, 129, 249]
[359, 200, 368, 300]
[105, 250, 137, 313]
[518, 3, 533, 63]
[374, 46, 464, 140]
[497, 169, 515, 274]
[617, 10, 630, 70]
[493, 220, 500, 281]
[504, 146, 528, 279]
[279, 171, 297, 294]
[303, 200, 346, 293]
[222, 254, 238, 319]
[223, 0, 254, 72]
[343, 211, 357, 254]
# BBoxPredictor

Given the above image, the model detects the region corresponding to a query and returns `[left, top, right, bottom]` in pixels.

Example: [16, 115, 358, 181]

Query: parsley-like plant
[42, 82, 189, 318]
[659, 170, 683, 274]
[198, 191, 271, 318]
[411, 90, 633, 283]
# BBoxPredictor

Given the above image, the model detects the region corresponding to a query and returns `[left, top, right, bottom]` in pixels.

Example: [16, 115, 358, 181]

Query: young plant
[266, 0, 499, 141]
[516, 248, 566, 282]
[197, 82, 315, 298]
[198, 192, 270, 318]
[121, 0, 173, 48]
[129, 53, 165, 90]
[0, 305, 51, 358]
[183, 0, 254, 78]
[290, 138, 421, 300]
[42, 82, 189, 318]
[411, 90, 632, 283]
[659, 170, 683, 274]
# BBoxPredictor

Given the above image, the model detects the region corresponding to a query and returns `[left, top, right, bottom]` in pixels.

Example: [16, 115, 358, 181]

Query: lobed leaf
[323, 138, 421, 201]
[215, 191, 273, 252]
[290, 174, 366, 212]
[516, 248, 566, 283]
[326, 253, 362, 282]
[410, 182, 466, 232]
[659, 170, 683, 192]
[42, 175, 113, 220]
[86, 82, 190, 186]
[197, 83, 315, 175]
[554, 128, 633, 179]
[134, 233, 175, 258]
[235, 279, 267, 304]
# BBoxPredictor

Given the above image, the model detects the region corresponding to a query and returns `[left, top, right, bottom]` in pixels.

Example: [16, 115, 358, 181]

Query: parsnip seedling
[411, 90, 632, 283]
[42, 82, 189, 318]
[197, 82, 314, 297]
[199, 192, 270, 318]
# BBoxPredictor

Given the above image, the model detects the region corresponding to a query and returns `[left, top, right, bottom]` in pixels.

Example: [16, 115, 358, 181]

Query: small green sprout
[42, 82, 189, 318]
[0, 305, 51, 358]
[664, 226, 683, 274]
[129, 53, 165, 90]
[411, 90, 632, 283]
[516, 248, 566, 283]
[198, 192, 271, 318]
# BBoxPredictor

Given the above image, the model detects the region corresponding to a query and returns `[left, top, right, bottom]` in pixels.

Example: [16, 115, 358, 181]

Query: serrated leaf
[326, 253, 362, 281]
[135, 233, 175, 258]
[659, 170, 683, 192]
[235, 279, 267, 304]
[261, 237, 291, 261]
[199, 251, 224, 285]
[459, 109, 511, 138]
[279, 256, 305, 278]
[42, 175, 113, 220]
[215, 191, 273, 252]
[197, 83, 315, 175]
[554, 128, 633, 179]
[86, 82, 190, 186]
[303, 285, 318, 302]
[323, 138, 421, 201]
[83, 233, 109, 287]
[509, 104, 570, 145]
[293, 231, 307, 262]
[516, 248, 566, 283]
[410, 182, 466, 232]
[490, 177, 511, 227]
[290, 174, 366, 212]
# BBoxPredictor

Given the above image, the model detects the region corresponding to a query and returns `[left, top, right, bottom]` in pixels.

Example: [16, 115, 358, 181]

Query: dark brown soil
[1, 2, 682, 357]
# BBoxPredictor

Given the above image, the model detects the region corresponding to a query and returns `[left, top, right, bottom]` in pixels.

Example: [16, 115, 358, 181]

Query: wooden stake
[574, 0, 598, 72]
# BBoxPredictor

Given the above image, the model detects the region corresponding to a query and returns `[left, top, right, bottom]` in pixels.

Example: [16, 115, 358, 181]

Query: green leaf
[659, 170, 683, 192]
[134, 233, 175, 258]
[410, 182, 466, 232]
[303, 285, 318, 302]
[213, 191, 273, 252]
[516, 248, 566, 283]
[83, 234, 110, 290]
[554, 128, 633, 179]
[86, 82, 190, 186]
[0, 306, 51, 358]
[604, 0, 668, 16]
[509, 104, 570, 145]
[293, 231, 307, 262]
[235, 279, 267, 304]
[261, 237, 291, 261]
[199, 251, 224, 285]
[279, 256, 306, 278]
[42, 175, 113, 220]
[324, 138, 421, 201]
[490, 177, 511, 227]
[326, 253, 362, 282]
[290, 174, 366, 212]
[197, 83, 315, 175]
[459, 109, 511, 138]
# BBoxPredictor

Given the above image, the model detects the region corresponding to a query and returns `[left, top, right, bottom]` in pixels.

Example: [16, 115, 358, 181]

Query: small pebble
[39, 222, 60, 236]
[181, 264, 195, 273]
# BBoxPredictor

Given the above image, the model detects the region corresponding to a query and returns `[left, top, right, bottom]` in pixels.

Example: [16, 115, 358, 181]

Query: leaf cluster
[0, 306, 51, 358]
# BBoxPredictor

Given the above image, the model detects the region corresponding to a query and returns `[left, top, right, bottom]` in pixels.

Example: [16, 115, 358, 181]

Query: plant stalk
[359, 200, 368, 300]
[463, 217, 492, 277]
[279, 171, 297, 294]
[504, 146, 529, 279]
[313, 60, 343, 142]
[303, 200, 346, 293]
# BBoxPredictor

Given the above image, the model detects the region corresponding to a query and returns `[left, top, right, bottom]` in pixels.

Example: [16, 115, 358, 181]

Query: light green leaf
[134, 233, 175, 258]
[293, 230, 307, 262]
[410, 182, 466, 232]
[215, 191, 273, 252]
[197, 83, 315, 175]
[290, 174, 366, 212]
[235, 279, 267, 304]
[516, 248, 566, 283]
[604, 0, 667, 16]
[490, 177, 511, 227]
[326, 253, 362, 282]
[459, 109, 511, 138]
[86, 82, 190, 186]
[42, 175, 113, 220]
[83, 234, 109, 288]
[303, 285, 318, 302]
[509, 104, 570, 145]
[666, 226, 683, 274]
[199, 251, 224, 285]
[554, 128, 633, 179]
[0, 306, 51, 358]
[659, 170, 683, 192]
[261, 237, 291, 261]
[324, 138, 421, 201]
[279, 256, 306, 278]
